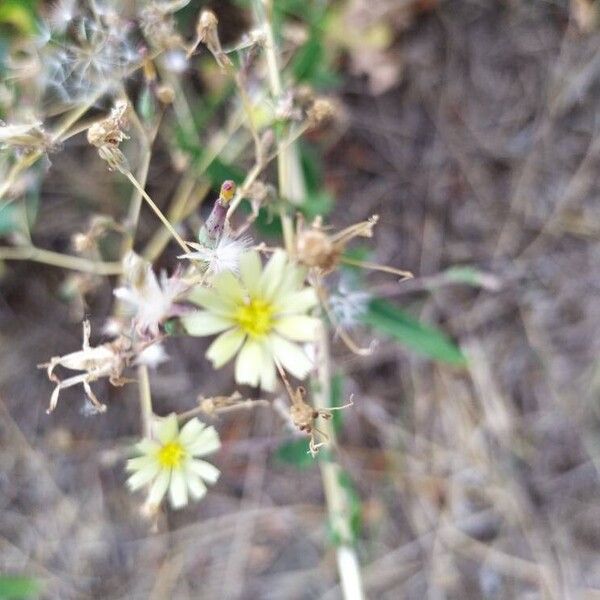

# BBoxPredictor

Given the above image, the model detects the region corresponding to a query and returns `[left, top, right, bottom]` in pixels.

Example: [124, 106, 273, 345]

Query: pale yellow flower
[182, 250, 320, 390]
[126, 414, 220, 510]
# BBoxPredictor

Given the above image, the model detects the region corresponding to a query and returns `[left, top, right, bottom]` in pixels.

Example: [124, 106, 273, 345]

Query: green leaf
[363, 298, 467, 366]
[275, 438, 314, 469]
[0, 575, 40, 599]
[292, 36, 325, 82]
[204, 158, 245, 186]
[299, 142, 323, 193]
[301, 191, 334, 219]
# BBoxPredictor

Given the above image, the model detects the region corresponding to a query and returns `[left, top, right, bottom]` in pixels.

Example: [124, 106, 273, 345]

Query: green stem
[313, 322, 365, 600]
[251, 2, 364, 597]
[251, 0, 302, 253]
[138, 365, 154, 439]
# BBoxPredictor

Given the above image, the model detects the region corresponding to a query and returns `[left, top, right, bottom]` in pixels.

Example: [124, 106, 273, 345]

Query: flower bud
[188, 10, 232, 69]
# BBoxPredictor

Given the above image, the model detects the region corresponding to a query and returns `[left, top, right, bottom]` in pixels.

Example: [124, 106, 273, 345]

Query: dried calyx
[87, 100, 130, 170]
[295, 215, 379, 274]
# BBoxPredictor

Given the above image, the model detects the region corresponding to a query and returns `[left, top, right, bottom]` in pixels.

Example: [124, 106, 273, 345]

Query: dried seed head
[296, 228, 340, 273]
[290, 401, 316, 431]
[295, 85, 315, 108]
[87, 100, 129, 147]
[87, 101, 129, 170]
[307, 98, 336, 127]
[156, 84, 175, 104]
[284, 384, 353, 457]
[295, 215, 380, 273]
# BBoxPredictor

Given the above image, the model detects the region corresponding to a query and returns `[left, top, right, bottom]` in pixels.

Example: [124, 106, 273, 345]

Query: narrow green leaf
[275, 438, 314, 469]
[363, 298, 467, 365]
[292, 36, 325, 82]
[299, 142, 323, 193]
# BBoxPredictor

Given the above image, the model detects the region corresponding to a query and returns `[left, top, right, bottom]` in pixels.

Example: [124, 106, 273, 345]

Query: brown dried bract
[288, 385, 353, 457]
[295, 214, 379, 274]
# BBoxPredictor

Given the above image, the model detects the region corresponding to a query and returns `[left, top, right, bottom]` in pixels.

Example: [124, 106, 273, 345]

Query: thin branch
[121, 169, 190, 253]
[0, 246, 122, 275]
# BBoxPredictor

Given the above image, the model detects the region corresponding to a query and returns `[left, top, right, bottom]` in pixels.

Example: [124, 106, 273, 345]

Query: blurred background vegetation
[1, 0, 600, 598]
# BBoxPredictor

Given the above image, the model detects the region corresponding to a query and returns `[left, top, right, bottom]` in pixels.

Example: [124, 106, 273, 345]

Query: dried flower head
[182, 250, 320, 390]
[126, 413, 220, 510]
[87, 100, 129, 170]
[39, 320, 133, 413]
[285, 383, 353, 457]
[114, 251, 189, 339]
[187, 9, 232, 69]
[295, 215, 379, 274]
[307, 98, 336, 127]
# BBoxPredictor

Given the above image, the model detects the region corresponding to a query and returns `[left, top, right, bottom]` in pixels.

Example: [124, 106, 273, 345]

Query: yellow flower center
[235, 297, 274, 338]
[157, 441, 185, 469]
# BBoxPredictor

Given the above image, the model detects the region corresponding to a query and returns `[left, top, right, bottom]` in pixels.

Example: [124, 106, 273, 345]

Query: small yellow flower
[182, 250, 320, 390]
[126, 414, 220, 510]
